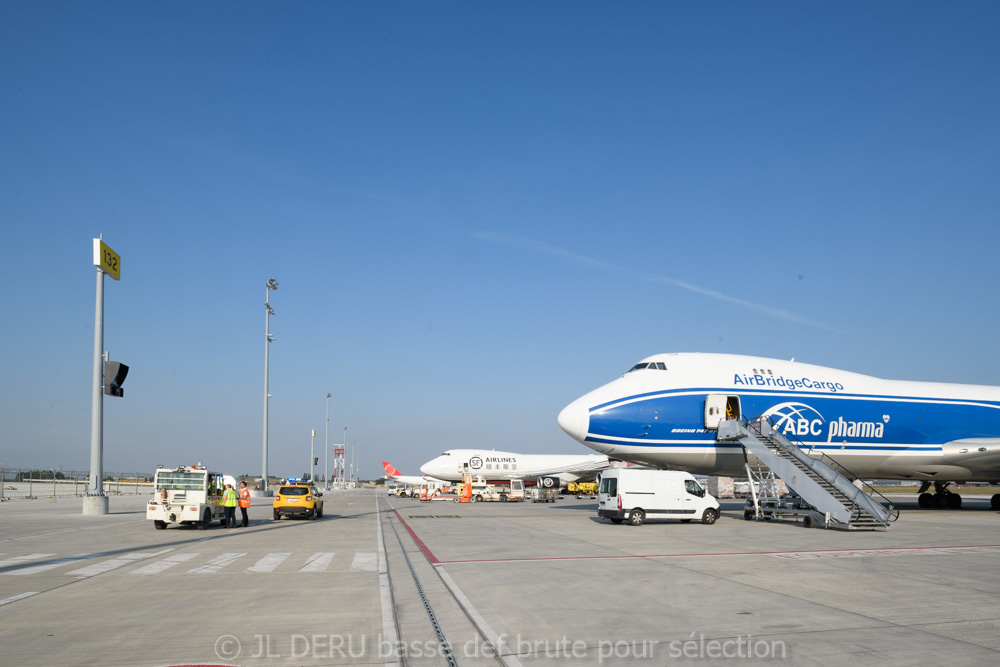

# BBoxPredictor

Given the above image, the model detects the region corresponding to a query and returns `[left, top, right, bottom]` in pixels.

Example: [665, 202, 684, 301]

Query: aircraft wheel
[947, 493, 962, 509]
[701, 509, 718, 525]
[628, 509, 645, 526]
[918, 493, 933, 508]
[933, 493, 949, 509]
[992, 494, 1000, 510]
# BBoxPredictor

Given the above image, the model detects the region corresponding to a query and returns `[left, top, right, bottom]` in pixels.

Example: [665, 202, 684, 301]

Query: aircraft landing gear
[918, 482, 962, 509]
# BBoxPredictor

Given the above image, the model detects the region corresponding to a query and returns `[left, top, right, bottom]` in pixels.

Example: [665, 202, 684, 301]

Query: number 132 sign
[93, 239, 121, 281]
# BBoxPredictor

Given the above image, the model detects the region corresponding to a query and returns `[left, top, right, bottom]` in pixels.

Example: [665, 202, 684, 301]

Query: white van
[598, 469, 720, 526]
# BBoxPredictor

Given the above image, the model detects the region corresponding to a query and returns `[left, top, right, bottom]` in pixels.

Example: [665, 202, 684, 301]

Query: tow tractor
[147, 464, 227, 529]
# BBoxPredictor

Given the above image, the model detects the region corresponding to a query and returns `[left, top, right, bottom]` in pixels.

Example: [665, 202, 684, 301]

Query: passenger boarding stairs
[718, 418, 897, 530]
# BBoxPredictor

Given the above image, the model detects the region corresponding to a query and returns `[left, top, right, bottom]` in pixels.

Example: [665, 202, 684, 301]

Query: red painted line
[436, 544, 1000, 565]
[392, 509, 439, 564]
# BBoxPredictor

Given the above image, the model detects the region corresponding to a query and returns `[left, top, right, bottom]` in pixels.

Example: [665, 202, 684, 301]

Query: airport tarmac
[1, 490, 999, 666]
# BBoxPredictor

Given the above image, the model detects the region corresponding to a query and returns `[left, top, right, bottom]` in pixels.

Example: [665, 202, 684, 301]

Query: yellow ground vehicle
[568, 481, 598, 498]
[272, 479, 324, 520]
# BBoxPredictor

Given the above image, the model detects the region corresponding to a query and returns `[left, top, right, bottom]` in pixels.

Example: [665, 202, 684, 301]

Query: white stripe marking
[0, 592, 39, 606]
[2, 553, 103, 575]
[68, 549, 174, 578]
[188, 552, 246, 574]
[437, 566, 525, 667]
[377, 497, 400, 667]
[246, 553, 291, 573]
[0, 554, 55, 569]
[130, 553, 198, 575]
[351, 552, 377, 572]
[298, 552, 335, 572]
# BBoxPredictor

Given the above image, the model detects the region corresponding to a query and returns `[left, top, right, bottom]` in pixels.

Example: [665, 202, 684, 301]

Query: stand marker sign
[93, 239, 121, 280]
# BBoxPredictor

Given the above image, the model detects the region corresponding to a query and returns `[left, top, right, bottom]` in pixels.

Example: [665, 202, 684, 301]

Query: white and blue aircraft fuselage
[558, 353, 1000, 484]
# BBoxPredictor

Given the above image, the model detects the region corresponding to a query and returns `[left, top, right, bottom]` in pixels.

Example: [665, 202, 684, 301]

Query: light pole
[310, 429, 316, 483]
[261, 278, 278, 496]
[51, 467, 59, 498]
[324, 393, 331, 490]
[343, 427, 347, 489]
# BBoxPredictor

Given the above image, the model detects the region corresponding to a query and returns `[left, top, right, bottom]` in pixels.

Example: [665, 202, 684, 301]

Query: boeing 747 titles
[419, 449, 608, 486]
[557, 353, 1000, 509]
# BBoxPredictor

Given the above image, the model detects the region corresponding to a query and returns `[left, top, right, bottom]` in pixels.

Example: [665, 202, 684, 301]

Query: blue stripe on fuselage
[586, 387, 1000, 450]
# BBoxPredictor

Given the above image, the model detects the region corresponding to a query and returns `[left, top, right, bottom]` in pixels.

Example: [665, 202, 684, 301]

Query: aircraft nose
[557, 400, 589, 442]
[419, 461, 434, 476]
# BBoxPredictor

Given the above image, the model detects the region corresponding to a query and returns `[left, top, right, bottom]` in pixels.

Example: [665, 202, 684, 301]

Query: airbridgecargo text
[733, 374, 845, 393]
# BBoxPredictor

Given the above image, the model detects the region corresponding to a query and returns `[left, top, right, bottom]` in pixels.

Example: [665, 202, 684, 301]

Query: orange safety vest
[238, 487, 251, 508]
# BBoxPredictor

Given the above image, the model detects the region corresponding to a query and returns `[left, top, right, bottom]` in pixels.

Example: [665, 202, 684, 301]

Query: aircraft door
[705, 395, 741, 430]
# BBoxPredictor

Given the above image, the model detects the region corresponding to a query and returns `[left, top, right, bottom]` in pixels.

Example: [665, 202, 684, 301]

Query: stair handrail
[746, 416, 898, 524]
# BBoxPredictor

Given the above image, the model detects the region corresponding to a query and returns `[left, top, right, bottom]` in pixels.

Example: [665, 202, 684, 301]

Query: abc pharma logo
[469, 456, 483, 469]
[761, 402, 825, 437]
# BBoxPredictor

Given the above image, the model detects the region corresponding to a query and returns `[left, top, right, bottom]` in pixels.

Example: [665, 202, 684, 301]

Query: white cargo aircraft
[419, 449, 608, 486]
[557, 352, 1000, 510]
[381, 461, 449, 488]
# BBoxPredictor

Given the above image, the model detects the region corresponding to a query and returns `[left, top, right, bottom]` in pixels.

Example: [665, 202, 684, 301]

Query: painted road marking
[298, 552, 335, 572]
[68, 549, 174, 578]
[129, 553, 199, 575]
[2, 553, 104, 575]
[351, 552, 377, 572]
[188, 552, 246, 574]
[246, 553, 291, 573]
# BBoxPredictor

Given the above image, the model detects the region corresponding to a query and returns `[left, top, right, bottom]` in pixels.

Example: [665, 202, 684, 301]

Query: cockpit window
[627, 362, 667, 373]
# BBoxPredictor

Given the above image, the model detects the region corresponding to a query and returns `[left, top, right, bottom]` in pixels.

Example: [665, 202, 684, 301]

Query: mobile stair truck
[147, 464, 227, 530]
[716, 417, 898, 530]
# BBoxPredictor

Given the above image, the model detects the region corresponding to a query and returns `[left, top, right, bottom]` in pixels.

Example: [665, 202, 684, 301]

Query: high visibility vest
[238, 488, 251, 508]
[222, 488, 238, 507]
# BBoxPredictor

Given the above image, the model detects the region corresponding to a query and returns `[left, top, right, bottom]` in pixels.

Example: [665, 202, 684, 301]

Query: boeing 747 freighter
[558, 353, 1000, 509]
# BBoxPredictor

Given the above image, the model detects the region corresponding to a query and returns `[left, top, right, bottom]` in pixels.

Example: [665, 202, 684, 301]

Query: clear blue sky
[2, 2, 998, 480]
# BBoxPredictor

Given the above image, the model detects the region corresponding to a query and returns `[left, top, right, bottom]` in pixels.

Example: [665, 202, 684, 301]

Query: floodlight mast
[261, 278, 278, 495]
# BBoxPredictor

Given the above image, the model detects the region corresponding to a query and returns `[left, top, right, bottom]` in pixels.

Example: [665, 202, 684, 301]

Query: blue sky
[2, 2, 999, 480]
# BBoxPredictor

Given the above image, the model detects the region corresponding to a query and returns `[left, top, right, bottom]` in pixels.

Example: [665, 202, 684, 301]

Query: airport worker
[238, 481, 251, 527]
[222, 483, 238, 528]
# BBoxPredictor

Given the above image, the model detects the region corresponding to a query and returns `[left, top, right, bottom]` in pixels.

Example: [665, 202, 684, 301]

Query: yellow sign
[93, 239, 121, 280]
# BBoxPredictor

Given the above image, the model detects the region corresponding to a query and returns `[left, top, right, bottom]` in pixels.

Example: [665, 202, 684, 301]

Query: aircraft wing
[510, 459, 609, 480]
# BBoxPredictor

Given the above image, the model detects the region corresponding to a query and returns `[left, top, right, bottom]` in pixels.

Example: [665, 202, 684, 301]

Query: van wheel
[701, 509, 718, 525]
[628, 509, 645, 526]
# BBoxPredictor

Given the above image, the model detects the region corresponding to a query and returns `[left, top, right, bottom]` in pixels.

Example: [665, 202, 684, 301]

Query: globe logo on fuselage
[761, 402, 825, 438]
